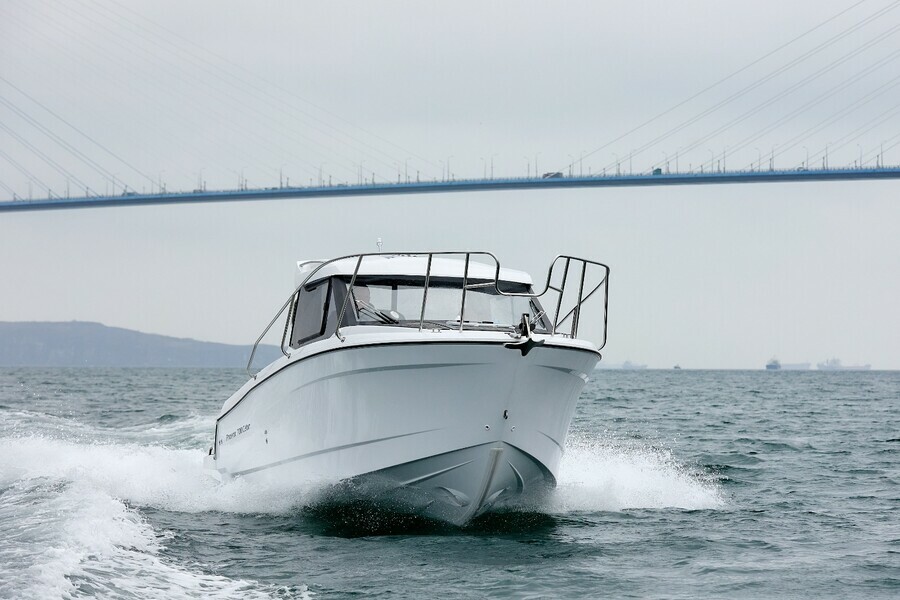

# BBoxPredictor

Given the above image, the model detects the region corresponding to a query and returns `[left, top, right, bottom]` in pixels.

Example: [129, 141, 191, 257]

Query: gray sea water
[0, 368, 897, 599]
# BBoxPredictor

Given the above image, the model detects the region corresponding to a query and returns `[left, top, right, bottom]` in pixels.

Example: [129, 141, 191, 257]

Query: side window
[290, 280, 331, 347]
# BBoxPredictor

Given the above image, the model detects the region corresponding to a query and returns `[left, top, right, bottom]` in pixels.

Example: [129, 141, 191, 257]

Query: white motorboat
[205, 252, 610, 525]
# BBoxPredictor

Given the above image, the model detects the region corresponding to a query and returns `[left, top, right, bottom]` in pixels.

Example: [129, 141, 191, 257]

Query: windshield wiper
[357, 302, 400, 324]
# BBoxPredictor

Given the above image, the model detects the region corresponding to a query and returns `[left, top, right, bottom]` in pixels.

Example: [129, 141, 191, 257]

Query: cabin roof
[294, 255, 533, 287]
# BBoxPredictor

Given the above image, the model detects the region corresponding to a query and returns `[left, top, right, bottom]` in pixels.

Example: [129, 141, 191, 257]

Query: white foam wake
[0, 435, 310, 515]
[0, 427, 723, 597]
[553, 433, 725, 512]
[0, 435, 314, 599]
[0, 479, 310, 599]
[0, 429, 724, 518]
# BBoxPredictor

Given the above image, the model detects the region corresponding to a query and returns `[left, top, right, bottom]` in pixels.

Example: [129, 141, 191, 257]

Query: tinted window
[290, 280, 331, 347]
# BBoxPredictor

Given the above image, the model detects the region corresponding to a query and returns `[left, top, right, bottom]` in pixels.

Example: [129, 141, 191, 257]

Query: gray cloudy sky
[1, 0, 898, 368]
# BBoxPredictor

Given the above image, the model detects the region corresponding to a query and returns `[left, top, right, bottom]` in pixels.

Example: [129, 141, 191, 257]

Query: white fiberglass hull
[208, 331, 599, 525]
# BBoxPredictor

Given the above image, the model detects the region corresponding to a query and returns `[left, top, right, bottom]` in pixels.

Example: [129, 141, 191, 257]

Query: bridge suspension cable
[0, 147, 51, 194]
[755, 80, 900, 170]
[0, 94, 139, 192]
[860, 130, 900, 166]
[0, 121, 91, 193]
[0, 9, 205, 189]
[47, 0, 394, 184]
[607, 1, 900, 175]
[808, 107, 900, 167]
[567, 0, 893, 173]
[0, 0, 440, 196]
[0, 77, 155, 189]
[54, 0, 434, 182]
[5, 1, 322, 186]
[0, 178, 18, 198]
[667, 41, 900, 172]
[97, 0, 440, 173]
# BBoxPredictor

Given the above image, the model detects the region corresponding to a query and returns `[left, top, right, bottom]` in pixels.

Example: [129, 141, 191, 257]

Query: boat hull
[209, 337, 598, 525]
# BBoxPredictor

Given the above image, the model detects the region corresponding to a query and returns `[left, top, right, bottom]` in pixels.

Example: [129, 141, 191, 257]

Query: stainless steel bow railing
[246, 251, 609, 377]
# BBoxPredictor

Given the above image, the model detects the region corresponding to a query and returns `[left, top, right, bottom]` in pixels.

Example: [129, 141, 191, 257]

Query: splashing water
[0, 435, 309, 515]
[0, 434, 315, 599]
[0, 477, 308, 599]
[0, 428, 723, 519]
[553, 433, 725, 512]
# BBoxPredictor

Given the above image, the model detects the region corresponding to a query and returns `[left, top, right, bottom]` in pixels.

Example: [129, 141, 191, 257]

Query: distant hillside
[0, 321, 282, 368]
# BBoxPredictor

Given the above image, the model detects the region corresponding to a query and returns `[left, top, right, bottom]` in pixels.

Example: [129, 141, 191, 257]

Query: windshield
[338, 276, 549, 331]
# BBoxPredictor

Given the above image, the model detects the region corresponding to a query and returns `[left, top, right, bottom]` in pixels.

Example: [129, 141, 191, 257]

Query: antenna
[376, 237, 383, 252]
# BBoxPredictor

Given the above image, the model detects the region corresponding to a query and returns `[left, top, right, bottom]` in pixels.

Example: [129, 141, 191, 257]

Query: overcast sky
[1, 0, 898, 368]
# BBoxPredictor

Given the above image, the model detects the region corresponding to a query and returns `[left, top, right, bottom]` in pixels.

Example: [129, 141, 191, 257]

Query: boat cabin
[288, 255, 551, 349]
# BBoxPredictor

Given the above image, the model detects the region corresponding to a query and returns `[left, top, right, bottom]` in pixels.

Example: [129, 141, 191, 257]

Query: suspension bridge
[2, 1, 900, 214]
[1, 166, 899, 213]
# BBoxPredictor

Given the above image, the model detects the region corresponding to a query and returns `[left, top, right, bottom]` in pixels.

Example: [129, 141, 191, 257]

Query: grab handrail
[246, 251, 609, 377]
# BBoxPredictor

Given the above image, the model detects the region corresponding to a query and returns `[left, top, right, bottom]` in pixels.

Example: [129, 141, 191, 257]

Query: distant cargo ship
[766, 358, 781, 370]
[817, 358, 871, 371]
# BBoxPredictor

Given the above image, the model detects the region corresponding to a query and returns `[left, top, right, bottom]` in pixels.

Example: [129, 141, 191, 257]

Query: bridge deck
[2, 167, 899, 212]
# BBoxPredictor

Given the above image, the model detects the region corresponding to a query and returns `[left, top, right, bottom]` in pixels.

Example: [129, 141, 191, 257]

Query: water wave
[0, 435, 310, 515]
[0, 435, 313, 599]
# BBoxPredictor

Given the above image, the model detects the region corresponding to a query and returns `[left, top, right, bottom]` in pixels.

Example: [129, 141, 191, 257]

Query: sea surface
[0, 368, 897, 599]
